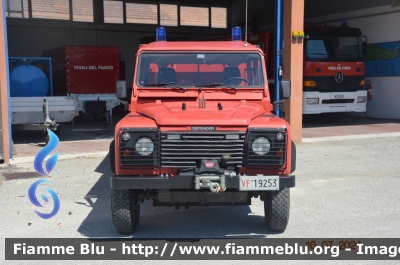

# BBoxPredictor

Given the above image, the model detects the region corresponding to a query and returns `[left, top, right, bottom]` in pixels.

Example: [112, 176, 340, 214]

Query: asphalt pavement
[1, 136, 400, 264]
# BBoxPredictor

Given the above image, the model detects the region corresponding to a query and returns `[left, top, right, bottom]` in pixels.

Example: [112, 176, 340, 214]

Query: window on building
[104, 0, 123, 24]
[160, 4, 177, 26]
[32, 0, 70, 20]
[126, 3, 157, 24]
[211, 7, 227, 28]
[180, 6, 209, 27]
[5, 0, 29, 18]
[72, 0, 93, 22]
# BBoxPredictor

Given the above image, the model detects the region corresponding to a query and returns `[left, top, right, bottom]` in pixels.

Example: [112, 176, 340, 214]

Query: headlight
[135, 137, 154, 155]
[357, 96, 367, 103]
[306, 98, 319, 105]
[252, 137, 270, 155]
[122, 133, 130, 141]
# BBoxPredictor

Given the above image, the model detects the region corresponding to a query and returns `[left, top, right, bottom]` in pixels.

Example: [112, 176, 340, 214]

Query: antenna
[245, 0, 248, 46]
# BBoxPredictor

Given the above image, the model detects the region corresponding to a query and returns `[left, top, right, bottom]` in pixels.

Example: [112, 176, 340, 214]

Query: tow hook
[195, 175, 226, 193]
[207, 181, 226, 193]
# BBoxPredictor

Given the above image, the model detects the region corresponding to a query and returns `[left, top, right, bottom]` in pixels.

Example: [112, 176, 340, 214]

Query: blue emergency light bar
[156, 27, 166, 41]
[232, 26, 242, 41]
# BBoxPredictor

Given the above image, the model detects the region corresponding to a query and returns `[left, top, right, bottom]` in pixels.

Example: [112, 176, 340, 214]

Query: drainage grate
[2, 172, 42, 181]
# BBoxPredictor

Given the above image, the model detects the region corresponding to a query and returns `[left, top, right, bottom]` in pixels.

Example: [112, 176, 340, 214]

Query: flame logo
[28, 179, 60, 219]
[34, 129, 59, 176]
[29, 129, 60, 219]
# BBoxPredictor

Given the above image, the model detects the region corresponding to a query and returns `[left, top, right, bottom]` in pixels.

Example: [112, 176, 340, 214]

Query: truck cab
[110, 29, 295, 234]
[302, 24, 367, 115]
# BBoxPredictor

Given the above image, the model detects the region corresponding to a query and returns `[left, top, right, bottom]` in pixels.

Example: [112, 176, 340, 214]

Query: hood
[136, 102, 265, 126]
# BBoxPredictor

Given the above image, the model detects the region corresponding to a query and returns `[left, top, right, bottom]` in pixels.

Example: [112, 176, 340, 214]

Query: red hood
[136, 102, 265, 126]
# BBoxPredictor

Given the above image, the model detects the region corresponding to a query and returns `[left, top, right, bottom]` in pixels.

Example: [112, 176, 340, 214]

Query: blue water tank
[9, 63, 49, 97]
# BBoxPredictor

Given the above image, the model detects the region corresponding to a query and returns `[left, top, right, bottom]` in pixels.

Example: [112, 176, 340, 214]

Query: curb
[3, 132, 400, 165]
[7, 151, 109, 165]
[302, 132, 400, 143]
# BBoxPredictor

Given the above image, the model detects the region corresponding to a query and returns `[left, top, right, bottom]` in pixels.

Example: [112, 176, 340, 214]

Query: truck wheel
[111, 188, 140, 234]
[264, 188, 290, 231]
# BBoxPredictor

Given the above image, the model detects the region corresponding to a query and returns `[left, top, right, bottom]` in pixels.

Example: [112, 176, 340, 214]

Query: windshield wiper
[196, 83, 237, 91]
[144, 82, 186, 91]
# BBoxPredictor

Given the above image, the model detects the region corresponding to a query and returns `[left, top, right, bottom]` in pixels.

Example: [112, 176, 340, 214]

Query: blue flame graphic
[28, 179, 60, 219]
[29, 129, 60, 219]
[34, 129, 59, 176]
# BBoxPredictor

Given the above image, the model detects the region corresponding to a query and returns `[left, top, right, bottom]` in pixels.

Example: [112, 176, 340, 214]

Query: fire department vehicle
[110, 28, 295, 234]
[206, 22, 368, 116]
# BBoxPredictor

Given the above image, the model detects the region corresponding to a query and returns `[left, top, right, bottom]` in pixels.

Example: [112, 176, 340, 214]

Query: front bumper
[302, 91, 367, 114]
[111, 174, 295, 190]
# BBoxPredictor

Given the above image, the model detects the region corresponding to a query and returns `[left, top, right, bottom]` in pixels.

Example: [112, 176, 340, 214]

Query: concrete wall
[307, 5, 400, 120]
[6, 18, 229, 90]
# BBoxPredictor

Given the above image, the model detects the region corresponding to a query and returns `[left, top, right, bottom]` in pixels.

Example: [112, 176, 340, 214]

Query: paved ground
[8, 114, 400, 164]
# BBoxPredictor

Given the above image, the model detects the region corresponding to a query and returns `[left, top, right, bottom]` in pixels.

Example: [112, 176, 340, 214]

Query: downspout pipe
[0, 0, 12, 163]
[274, 0, 284, 117]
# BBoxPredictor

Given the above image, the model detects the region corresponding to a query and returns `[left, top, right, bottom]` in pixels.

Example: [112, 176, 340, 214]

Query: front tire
[111, 188, 140, 234]
[264, 188, 290, 231]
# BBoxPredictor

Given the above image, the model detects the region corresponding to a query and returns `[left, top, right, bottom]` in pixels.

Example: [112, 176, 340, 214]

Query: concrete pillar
[0, 1, 10, 163]
[283, 0, 304, 143]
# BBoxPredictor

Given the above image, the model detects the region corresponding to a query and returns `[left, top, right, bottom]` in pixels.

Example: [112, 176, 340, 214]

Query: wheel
[223, 77, 249, 85]
[264, 188, 290, 231]
[111, 188, 140, 234]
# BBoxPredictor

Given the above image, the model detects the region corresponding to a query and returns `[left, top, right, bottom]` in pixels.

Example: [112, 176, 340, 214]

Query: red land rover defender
[110, 28, 296, 234]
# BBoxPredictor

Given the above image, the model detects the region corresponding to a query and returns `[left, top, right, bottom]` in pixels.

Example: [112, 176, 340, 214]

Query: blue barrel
[9, 64, 49, 97]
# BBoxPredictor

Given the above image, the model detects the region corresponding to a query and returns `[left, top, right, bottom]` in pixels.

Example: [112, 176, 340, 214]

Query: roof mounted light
[232, 26, 241, 41]
[341, 20, 348, 27]
[156, 27, 166, 41]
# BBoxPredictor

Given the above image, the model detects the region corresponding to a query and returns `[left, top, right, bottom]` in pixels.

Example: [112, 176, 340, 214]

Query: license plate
[239, 176, 279, 191]
[334, 94, 344, 99]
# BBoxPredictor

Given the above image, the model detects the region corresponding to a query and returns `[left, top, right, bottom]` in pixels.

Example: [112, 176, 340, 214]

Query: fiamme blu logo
[28, 129, 60, 219]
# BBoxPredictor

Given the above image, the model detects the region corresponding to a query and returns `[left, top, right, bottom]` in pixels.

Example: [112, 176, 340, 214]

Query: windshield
[305, 35, 363, 62]
[136, 52, 265, 88]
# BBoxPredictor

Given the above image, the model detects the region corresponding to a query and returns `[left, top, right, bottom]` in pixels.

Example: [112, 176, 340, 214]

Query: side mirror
[362, 36, 368, 58]
[116, 80, 127, 99]
[280, 80, 291, 99]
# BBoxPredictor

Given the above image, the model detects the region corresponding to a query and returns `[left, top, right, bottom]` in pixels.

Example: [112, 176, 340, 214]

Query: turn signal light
[276, 149, 284, 157]
[123, 150, 130, 157]
[359, 80, 365, 86]
[304, 81, 317, 87]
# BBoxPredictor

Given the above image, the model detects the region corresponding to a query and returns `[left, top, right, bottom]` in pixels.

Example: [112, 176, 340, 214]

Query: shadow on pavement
[303, 114, 400, 128]
[77, 156, 282, 238]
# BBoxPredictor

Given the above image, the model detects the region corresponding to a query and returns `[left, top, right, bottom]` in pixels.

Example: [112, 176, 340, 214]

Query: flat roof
[138, 41, 263, 52]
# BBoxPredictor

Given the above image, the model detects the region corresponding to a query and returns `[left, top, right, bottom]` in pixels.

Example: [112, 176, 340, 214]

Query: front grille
[161, 132, 245, 168]
[247, 129, 287, 166]
[304, 76, 364, 92]
[119, 129, 159, 166]
[322, 99, 354, 104]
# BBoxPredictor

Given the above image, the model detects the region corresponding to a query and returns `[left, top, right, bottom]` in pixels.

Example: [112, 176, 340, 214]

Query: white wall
[308, 5, 400, 120]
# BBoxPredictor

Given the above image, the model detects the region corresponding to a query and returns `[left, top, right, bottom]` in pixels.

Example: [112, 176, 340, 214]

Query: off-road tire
[111, 188, 140, 234]
[265, 188, 290, 231]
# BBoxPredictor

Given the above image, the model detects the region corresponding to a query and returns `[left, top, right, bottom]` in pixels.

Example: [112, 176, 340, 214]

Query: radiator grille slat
[161, 132, 245, 168]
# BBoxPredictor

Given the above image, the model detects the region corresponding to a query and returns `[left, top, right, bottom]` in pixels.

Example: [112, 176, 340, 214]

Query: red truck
[205, 23, 368, 116]
[110, 28, 295, 234]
